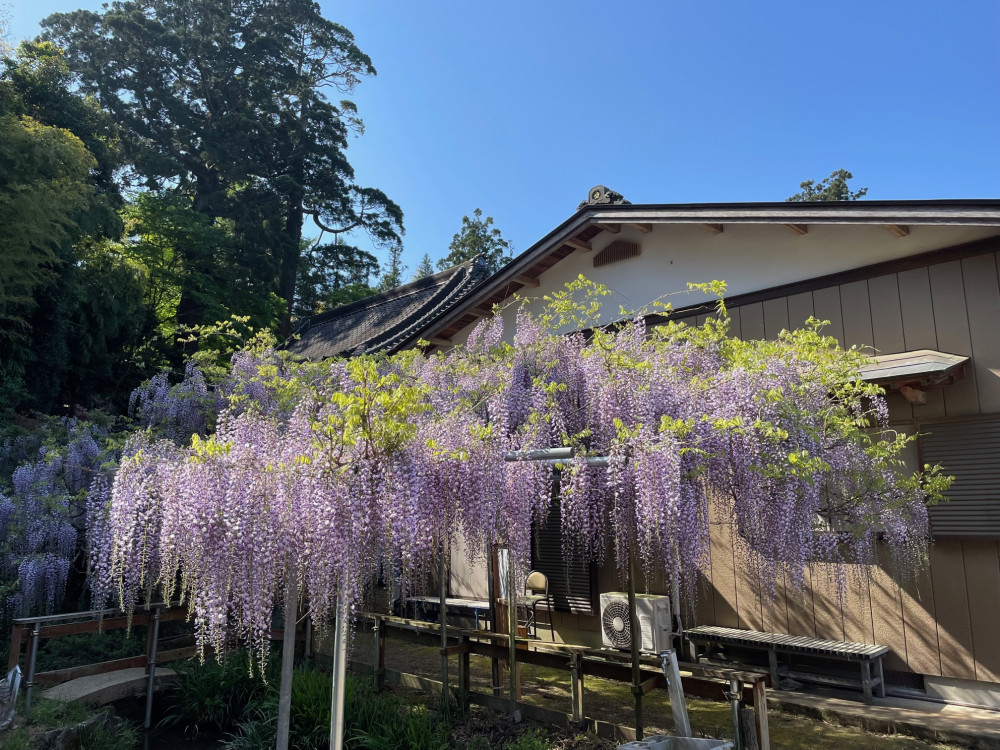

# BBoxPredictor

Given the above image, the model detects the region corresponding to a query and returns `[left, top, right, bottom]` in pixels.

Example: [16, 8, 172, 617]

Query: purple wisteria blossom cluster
[99, 283, 947, 668]
[1, 420, 113, 617]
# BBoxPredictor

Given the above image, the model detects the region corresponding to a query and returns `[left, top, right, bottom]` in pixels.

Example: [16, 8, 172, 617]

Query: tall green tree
[437, 208, 512, 273]
[412, 253, 436, 281]
[378, 245, 406, 291]
[43, 0, 403, 333]
[295, 239, 379, 316]
[787, 169, 868, 202]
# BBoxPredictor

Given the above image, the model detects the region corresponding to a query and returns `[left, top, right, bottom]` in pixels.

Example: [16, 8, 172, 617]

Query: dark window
[920, 417, 1000, 537]
[530, 484, 596, 615]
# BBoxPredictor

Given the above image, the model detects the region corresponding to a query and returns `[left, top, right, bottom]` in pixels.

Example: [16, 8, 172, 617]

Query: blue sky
[8, 0, 1000, 274]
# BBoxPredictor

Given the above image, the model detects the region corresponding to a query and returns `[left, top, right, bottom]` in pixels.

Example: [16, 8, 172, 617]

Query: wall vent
[593, 240, 641, 269]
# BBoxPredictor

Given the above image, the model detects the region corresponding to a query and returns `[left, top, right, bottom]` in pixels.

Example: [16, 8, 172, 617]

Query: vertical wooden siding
[698, 245, 1000, 681]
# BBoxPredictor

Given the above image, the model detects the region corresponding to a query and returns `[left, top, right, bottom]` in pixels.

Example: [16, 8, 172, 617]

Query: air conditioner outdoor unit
[599, 592, 672, 654]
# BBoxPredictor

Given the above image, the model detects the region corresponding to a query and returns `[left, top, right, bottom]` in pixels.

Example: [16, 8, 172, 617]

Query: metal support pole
[569, 651, 584, 726]
[626, 555, 643, 740]
[373, 616, 385, 692]
[144, 606, 162, 730]
[305, 617, 313, 659]
[276, 576, 298, 750]
[660, 649, 691, 737]
[507, 548, 518, 719]
[24, 622, 40, 713]
[329, 591, 350, 750]
[439, 544, 449, 706]
[487, 545, 500, 696]
[728, 678, 744, 750]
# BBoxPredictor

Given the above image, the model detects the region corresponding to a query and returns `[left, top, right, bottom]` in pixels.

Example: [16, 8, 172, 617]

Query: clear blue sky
[9, 0, 1000, 274]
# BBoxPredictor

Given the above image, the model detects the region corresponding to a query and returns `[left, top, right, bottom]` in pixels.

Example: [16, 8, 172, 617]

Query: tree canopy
[437, 208, 513, 274]
[787, 169, 869, 202]
[42, 0, 404, 333]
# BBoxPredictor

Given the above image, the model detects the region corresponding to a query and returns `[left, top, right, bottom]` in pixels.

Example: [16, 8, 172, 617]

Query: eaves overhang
[416, 200, 1000, 349]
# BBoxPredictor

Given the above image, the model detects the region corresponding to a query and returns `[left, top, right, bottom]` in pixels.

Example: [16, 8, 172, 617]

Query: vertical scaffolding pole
[143, 605, 162, 730]
[626, 554, 643, 740]
[329, 590, 349, 750]
[23, 622, 40, 712]
[487, 544, 500, 696]
[507, 548, 518, 718]
[439, 542, 449, 705]
[276, 574, 298, 750]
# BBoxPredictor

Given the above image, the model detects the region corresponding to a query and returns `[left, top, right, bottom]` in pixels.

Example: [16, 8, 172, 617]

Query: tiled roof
[288, 258, 489, 360]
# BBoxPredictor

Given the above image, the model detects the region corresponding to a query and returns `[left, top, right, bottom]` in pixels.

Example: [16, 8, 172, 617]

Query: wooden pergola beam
[701, 223, 724, 235]
[514, 275, 539, 288]
[886, 224, 910, 238]
[627, 223, 653, 233]
[784, 224, 808, 236]
[564, 237, 593, 253]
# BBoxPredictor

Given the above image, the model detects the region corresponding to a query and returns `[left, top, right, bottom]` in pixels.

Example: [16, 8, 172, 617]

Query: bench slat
[686, 625, 887, 659]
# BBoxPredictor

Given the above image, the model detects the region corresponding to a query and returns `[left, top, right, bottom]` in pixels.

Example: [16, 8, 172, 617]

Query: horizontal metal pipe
[503, 448, 608, 468]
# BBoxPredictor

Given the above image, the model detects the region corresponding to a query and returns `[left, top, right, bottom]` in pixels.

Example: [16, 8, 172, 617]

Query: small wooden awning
[858, 350, 968, 402]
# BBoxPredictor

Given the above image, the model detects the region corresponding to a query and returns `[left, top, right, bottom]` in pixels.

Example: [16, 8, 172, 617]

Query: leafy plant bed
[0, 698, 138, 750]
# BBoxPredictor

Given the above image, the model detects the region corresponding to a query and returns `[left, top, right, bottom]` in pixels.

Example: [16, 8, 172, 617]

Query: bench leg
[860, 660, 873, 703]
[768, 649, 780, 689]
[874, 658, 886, 699]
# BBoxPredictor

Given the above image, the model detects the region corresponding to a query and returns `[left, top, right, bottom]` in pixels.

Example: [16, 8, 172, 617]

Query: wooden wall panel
[840, 280, 875, 349]
[897, 267, 939, 351]
[786, 292, 815, 330]
[761, 572, 790, 635]
[739, 302, 765, 341]
[899, 566, 942, 676]
[843, 574, 876, 645]
[961, 253, 1000, 413]
[784, 566, 816, 638]
[695, 569, 716, 627]
[897, 266, 946, 420]
[962, 541, 1000, 682]
[929, 540, 977, 680]
[868, 274, 906, 355]
[811, 287, 845, 346]
[808, 563, 846, 642]
[762, 298, 789, 340]
[734, 554, 765, 631]
[729, 306, 743, 340]
[709, 521, 740, 628]
[928, 261, 979, 417]
[869, 554, 908, 672]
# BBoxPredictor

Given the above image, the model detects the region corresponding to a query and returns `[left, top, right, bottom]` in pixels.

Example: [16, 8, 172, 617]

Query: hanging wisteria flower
[96, 277, 949, 671]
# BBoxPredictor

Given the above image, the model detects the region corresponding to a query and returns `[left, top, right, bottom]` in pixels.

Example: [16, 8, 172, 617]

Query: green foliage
[43, 0, 403, 331]
[296, 240, 381, 316]
[437, 208, 513, 274]
[221, 671, 451, 750]
[378, 245, 407, 291]
[160, 650, 278, 737]
[76, 718, 140, 750]
[27, 698, 93, 727]
[412, 253, 437, 281]
[787, 168, 869, 202]
[505, 729, 551, 750]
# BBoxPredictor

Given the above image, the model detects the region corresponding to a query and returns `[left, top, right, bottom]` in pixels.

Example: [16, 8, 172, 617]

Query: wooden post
[752, 678, 771, 750]
[276, 573, 298, 750]
[373, 616, 385, 692]
[569, 650, 584, 725]
[8, 624, 24, 672]
[626, 554, 643, 739]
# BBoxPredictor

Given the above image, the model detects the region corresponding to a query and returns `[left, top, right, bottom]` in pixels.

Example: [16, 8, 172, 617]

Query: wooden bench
[686, 625, 888, 703]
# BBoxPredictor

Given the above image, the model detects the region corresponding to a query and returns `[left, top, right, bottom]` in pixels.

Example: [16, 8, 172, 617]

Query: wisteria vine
[95, 279, 950, 669]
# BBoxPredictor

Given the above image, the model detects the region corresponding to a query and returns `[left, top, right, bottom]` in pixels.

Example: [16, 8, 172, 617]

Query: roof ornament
[579, 185, 631, 209]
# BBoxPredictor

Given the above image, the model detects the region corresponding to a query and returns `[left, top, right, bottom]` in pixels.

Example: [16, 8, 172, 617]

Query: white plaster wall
[451, 223, 999, 346]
